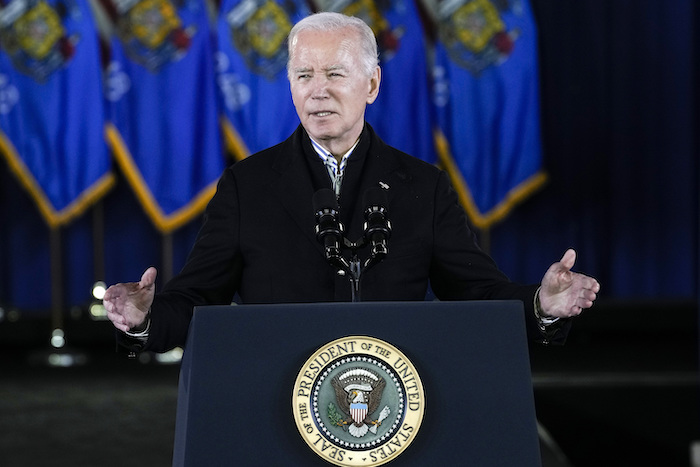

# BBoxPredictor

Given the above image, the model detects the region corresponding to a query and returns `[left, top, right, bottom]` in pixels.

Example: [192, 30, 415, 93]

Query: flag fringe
[434, 128, 547, 230]
[0, 130, 115, 228]
[105, 123, 218, 234]
[220, 116, 250, 162]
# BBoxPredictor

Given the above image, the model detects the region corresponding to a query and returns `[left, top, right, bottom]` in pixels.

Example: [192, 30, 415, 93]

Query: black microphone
[313, 189, 347, 267]
[363, 187, 391, 261]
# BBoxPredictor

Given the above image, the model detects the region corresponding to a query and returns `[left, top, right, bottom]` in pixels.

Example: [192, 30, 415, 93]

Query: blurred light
[48, 353, 73, 367]
[89, 302, 108, 320]
[691, 441, 700, 467]
[92, 281, 107, 300]
[50, 328, 65, 348]
[155, 347, 183, 364]
[138, 352, 152, 364]
[0, 307, 4, 322]
[7, 309, 20, 322]
[47, 352, 87, 367]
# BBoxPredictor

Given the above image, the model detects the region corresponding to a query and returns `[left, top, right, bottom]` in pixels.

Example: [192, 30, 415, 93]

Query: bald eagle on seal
[330, 367, 388, 438]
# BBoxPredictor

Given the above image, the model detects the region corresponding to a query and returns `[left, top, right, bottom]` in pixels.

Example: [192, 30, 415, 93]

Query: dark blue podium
[172, 301, 541, 466]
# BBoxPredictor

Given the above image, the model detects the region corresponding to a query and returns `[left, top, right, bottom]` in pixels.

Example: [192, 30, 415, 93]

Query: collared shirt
[310, 137, 360, 197]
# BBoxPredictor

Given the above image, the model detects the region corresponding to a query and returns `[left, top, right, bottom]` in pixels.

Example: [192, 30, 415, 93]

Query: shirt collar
[309, 137, 360, 172]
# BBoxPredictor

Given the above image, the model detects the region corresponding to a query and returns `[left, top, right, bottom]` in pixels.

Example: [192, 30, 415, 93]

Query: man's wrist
[125, 309, 151, 338]
[534, 287, 560, 328]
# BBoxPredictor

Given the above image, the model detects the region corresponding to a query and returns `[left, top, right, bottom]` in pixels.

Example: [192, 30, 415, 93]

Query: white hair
[287, 12, 379, 79]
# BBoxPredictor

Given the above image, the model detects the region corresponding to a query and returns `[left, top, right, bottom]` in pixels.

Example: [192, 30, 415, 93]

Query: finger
[106, 310, 129, 332]
[559, 248, 576, 271]
[102, 285, 120, 302]
[106, 308, 123, 323]
[581, 291, 597, 303]
[575, 289, 597, 309]
[140, 267, 158, 288]
[573, 274, 599, 292]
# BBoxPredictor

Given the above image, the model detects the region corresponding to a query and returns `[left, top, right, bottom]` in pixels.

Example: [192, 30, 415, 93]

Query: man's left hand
[539, 249, 600, 318]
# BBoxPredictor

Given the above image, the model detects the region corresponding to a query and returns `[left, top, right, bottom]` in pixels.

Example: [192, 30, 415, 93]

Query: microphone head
[313, 188, 338, 214]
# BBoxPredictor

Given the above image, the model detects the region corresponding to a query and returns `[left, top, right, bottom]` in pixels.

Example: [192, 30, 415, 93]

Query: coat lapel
[342, 125, 406, 239]
[271, 124, 407, 257]
[272, 126, 333, 254]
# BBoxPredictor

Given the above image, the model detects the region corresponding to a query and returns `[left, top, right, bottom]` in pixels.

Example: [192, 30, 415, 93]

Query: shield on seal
[350, 403, 368, 425]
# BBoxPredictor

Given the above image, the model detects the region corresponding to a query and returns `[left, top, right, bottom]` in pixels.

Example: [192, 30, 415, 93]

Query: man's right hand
[104, 267, 157, 333]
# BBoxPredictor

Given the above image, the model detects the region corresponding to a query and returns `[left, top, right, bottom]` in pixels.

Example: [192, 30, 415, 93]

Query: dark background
[0, 0, 697, 312]
[1, 1, 698, 466]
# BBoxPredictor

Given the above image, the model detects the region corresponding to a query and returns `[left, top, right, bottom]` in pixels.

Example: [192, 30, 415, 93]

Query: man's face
[289, 27, 380, 154]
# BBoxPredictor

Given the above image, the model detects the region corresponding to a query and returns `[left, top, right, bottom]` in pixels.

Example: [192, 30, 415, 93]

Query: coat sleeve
[428, 171, 570, 344]
[144, 168, 243, 352]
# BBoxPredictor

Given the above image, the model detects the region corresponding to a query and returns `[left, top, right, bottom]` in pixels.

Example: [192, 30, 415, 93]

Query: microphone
[313, 189, 347, 269]
[363, 187, 391, 262]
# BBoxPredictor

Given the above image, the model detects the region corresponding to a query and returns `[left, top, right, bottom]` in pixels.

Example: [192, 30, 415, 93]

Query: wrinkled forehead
[289, 29, 359, 69]
[290, 27, 359, 56]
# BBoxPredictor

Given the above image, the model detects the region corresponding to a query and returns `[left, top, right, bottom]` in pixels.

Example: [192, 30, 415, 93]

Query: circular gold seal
[292, 336, 425, 466]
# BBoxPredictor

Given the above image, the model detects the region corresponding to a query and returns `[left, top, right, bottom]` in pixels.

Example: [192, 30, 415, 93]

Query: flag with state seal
[216, 0, 310, 160]
[313, 0, 436, 163]
[0, 0, 114, 227]
[432, 0, 546, 229]
[102, 0, 225, 233]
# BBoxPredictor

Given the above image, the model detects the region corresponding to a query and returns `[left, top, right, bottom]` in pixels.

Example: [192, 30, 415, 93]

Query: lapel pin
[379, 181, 390, 190]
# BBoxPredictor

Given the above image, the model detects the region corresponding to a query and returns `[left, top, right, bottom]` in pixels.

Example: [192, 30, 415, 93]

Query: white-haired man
[105, 12, 599, 353]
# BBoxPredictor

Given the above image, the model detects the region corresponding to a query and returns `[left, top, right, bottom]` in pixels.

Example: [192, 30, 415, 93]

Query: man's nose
[311, 77, 329, 99]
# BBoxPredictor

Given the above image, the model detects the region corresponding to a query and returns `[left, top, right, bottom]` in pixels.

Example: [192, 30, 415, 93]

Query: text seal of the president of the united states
[292, 336, 425, 466]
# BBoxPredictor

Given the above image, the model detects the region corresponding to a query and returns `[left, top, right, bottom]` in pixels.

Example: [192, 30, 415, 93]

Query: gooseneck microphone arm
[313, 187, 392, 302]
[362, 187, 392, 271]
[313, 188, 361, 301]
[313, 189, 351, 274]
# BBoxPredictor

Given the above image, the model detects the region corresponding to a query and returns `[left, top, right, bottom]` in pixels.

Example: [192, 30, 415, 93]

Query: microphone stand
[343, 240, 364, 303]
[340, 236, 387, 303]
[313, 188, 390, 303]
[349, 254, 362, 303]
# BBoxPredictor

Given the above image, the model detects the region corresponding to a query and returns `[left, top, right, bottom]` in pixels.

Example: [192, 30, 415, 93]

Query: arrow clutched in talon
[369, 406, 390, 434]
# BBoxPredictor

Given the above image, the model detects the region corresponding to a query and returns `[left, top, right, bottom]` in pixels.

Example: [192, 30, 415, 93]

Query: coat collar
[272, 123, 405, 253]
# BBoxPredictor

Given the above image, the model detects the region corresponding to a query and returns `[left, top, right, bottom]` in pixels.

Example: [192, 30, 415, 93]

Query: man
[105, 12, 599, 353]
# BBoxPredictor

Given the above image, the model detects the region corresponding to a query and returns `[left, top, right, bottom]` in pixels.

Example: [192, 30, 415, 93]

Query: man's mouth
[313, 111, 332, 117]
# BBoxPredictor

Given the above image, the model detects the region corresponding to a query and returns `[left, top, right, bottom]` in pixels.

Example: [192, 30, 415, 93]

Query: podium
[172, 301, 541, 466]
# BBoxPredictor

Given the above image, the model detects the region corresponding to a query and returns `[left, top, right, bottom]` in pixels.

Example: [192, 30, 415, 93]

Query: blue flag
[0, 0, 114, 227]
[103, 0, 224, 233]
[313, 0, 436, 163]
[216, 0, 311, 159]
[432, 0, 546, 229]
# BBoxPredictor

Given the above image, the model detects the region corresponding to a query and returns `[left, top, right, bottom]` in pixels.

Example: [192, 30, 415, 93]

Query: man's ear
[366, 66, 381, 104]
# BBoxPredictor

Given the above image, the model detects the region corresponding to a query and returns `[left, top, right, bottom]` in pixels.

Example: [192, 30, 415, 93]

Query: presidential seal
[292, 336, 425, 466]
